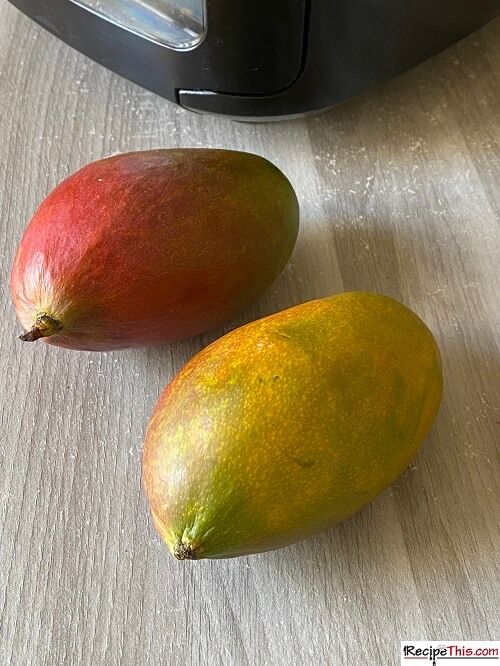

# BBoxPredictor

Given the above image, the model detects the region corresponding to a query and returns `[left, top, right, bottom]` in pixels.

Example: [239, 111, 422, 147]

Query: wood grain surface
[0, 4, 499, 664]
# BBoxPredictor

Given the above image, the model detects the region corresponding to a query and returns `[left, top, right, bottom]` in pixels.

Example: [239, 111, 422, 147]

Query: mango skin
[143, 292, 442, 560]
[10, 149, 298, 350]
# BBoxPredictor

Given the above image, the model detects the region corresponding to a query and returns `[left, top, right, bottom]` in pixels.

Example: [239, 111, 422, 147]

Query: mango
[143, 292, 442, 560]
[10, 149, 298, 351]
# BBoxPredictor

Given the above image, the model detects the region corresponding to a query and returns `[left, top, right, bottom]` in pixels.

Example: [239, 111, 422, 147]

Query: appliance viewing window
[69, 0, 206, 49]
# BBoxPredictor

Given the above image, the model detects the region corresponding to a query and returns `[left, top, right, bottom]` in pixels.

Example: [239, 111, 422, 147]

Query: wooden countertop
[0, 4, 499, 664]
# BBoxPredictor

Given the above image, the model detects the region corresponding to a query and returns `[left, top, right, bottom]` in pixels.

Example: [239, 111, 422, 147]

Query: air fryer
[6, 0, 500, 119]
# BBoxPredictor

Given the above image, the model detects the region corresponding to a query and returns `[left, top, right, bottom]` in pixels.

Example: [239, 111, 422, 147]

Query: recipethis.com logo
[401, 642, 500, 666]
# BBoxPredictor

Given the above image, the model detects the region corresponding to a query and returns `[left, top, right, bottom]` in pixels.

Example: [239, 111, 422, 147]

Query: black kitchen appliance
[7, 0, 500, 119]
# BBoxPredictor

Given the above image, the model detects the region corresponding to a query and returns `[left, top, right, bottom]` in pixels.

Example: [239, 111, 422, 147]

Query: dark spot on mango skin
[292, 458, 316, 468]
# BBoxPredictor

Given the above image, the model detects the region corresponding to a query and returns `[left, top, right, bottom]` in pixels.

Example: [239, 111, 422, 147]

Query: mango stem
[173, 540, 199, 561]
[19, 314, 61, 342]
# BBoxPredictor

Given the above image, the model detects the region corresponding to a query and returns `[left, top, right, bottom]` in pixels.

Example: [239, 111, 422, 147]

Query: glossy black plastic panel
[7, 0, 306, 96]
[7, 0, 500, 118]
[180, 0, 500, 118]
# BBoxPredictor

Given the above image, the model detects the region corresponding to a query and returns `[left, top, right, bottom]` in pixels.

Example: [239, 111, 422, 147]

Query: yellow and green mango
[143, 292, 442, 559]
